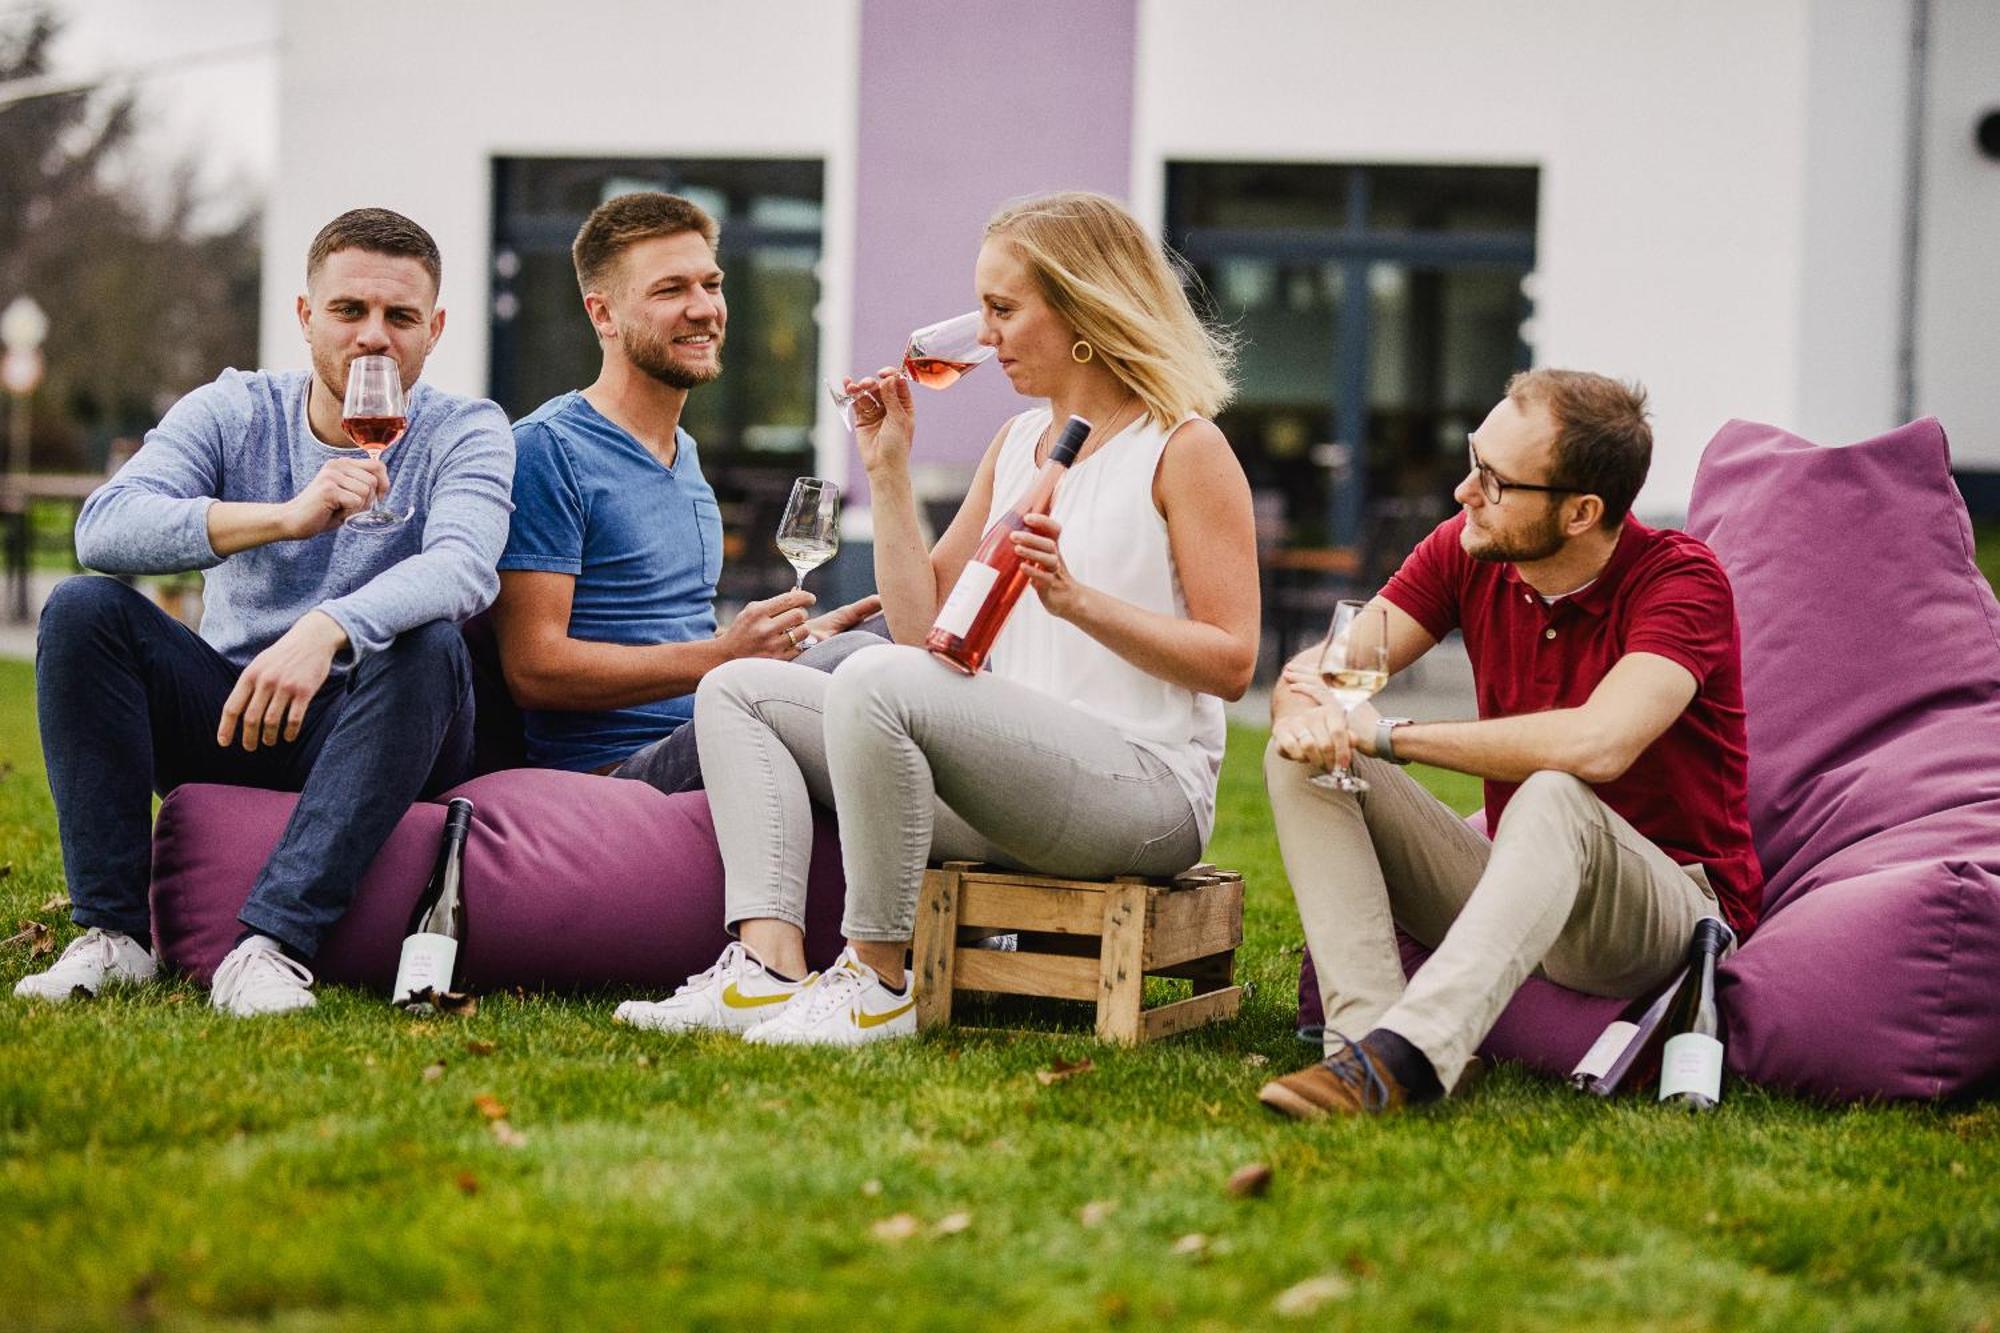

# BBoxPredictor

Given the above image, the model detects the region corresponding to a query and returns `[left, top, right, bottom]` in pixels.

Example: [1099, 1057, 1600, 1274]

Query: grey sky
[43, 0, 276, 222]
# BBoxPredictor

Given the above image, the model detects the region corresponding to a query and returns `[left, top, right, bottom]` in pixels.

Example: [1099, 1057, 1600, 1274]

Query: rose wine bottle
[1658, 916, 1734, 1111]
[926, 414, 1091, 675]
[1571, 976, 1682, 1096]
[392, 797, 475, 1010]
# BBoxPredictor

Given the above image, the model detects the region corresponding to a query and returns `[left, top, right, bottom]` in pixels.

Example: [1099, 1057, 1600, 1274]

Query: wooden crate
[913, 861, 1245, 1045]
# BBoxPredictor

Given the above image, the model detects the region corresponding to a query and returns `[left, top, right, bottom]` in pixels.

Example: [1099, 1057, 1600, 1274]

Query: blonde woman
[615, 192, 1260, 1043]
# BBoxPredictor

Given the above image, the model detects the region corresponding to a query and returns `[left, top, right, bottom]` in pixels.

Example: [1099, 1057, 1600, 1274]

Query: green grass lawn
[0, 661, 1996, 1331]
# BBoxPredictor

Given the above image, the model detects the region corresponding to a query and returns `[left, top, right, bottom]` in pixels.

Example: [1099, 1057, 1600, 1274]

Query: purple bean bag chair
[1302, 417, 2000, 1101]
[149, 617, 853, 993]
[151, 772, 851, 992]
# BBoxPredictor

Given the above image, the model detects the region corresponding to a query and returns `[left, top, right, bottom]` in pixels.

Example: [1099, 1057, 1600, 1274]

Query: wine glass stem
[1332, 704, 1353, 781]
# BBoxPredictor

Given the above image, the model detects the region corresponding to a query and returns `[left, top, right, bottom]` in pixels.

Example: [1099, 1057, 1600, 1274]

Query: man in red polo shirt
[1257, 368, 1760, 1120]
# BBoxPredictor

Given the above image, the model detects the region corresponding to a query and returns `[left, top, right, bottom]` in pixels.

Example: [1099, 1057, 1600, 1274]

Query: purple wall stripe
[848, 0, 1139, 501]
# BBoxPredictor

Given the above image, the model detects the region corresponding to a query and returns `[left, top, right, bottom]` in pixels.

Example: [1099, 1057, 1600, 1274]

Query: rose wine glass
[1310, 600, 1390, 791]
[341, 354, 412, 530]
[776, 477, 839, 590]
[828, 310, 995, 428]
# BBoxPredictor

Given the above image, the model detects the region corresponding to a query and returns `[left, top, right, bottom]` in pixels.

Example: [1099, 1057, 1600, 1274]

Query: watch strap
[1377, 716, 1413, 765]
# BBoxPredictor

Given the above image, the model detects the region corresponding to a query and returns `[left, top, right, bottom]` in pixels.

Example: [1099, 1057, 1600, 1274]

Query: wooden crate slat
[1138, 986, 1243, 1042]
[1142, 880, 1245, 969]
[957, 882, 1105, 934]
[955, 949, 1099, 1001]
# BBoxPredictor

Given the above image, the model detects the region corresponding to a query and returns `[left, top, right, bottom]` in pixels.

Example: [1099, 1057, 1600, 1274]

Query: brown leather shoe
[1258, 1039, 1412, 1120]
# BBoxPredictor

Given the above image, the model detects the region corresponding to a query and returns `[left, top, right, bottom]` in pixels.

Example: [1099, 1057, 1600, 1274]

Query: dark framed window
[489, 158, 824, 593]
[1167, 162, 1538, 549]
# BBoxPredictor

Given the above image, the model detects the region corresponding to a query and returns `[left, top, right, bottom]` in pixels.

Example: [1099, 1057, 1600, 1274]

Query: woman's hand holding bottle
[1011, 513, 1086, 619]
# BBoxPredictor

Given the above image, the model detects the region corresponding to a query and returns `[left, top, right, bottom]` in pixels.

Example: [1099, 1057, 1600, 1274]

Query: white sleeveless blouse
[982, 407, 1227, 842]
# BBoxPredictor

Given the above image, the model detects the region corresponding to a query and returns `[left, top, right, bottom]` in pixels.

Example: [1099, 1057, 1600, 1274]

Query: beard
[623, 319, 724, 391]
[1463, 506, 1567, 563]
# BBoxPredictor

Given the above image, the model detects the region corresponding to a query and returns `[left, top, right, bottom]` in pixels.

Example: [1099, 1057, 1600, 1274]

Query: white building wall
[262, 0, 859, 429]
[1794, 0, 1912, 449]
[1135, 0, 1920, 518]
[1916, 0, 2000, 469]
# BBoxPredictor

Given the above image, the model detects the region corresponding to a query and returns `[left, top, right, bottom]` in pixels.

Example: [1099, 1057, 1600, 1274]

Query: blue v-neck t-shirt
[500, 392, 724, 771]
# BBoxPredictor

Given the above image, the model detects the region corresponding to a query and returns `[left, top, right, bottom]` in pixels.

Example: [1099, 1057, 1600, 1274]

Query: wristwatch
[1376, 716, 1413, 765]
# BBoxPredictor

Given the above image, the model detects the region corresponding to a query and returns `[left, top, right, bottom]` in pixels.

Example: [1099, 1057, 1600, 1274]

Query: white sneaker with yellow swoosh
[613, 942, 808, 1034]
[742, 947, 917, 1047]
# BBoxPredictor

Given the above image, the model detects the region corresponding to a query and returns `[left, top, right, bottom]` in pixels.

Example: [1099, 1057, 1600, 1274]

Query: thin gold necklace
[1038, 394, 1142, 466]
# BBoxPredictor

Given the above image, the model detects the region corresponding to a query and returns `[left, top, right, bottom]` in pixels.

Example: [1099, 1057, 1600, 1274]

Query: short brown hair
[1507, 368, 1652, 528]
[306, 208, 442, 292]
[571, 192, 719, 297]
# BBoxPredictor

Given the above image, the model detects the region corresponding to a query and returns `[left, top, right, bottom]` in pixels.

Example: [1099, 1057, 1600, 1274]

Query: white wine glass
[340, 354, 413, 530]
[1309, 600, 1390, 792]
[828, 310, 995, 429]
[777, 477, 840, 590]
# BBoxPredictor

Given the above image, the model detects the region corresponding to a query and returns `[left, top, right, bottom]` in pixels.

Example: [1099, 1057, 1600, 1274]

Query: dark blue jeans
[36, 576, 474, 958]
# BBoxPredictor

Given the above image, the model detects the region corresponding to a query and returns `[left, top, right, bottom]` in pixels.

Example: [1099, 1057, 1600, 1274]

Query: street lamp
[2, 295, 49, 487]
[2, 296, 48, 622]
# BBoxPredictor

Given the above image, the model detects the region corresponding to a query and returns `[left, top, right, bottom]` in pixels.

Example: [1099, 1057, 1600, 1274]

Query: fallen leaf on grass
[871, 1213, 922, 1242]
[1241, 1052, 1270, 1068]
[861, 1179, 883, 1197]
[4, 920, 52, 956]
[490, 1120, 527, 1149]
[421, 1061, 447, 1083]
[455, 1172, 480, 1196]
[1171, 1233, 1210, 1257]
[465, 1040, 496, 1057]
[634, 1055, 652, 1068]
[472, 1093, 508, 1120]
[1226, 1163, 1273, 1198]
[39, 894, 69, 913]
[403, 987, 479, 1017]
[1079, 1200, 1115, 1227]
[1273, 1274, 1352, 1316]
[122, 1272, 161, 1325]
[932, 1212, 973, 1236]
[1036, 1056, 1096, 1086]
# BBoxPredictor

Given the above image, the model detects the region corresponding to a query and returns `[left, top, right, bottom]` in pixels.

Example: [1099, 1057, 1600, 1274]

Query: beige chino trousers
[1265, 742, 1718, 1089]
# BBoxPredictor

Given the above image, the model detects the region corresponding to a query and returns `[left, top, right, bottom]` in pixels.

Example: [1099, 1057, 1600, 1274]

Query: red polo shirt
[1381, 513, 1761, 937]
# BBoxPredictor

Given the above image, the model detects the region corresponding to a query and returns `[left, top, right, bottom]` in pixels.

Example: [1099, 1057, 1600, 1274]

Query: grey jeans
[694, 643, 1203, 942]
[610, 629, 888, 793]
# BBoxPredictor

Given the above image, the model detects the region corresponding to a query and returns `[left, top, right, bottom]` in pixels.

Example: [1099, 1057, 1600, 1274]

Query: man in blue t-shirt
[493, 192, 877, 786]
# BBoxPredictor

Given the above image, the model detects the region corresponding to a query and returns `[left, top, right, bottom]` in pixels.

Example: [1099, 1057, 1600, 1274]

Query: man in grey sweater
[14, 208, 515, 1016]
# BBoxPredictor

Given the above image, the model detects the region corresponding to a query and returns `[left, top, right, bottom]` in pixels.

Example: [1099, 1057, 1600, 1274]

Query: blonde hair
[984, 191, 1235, 425]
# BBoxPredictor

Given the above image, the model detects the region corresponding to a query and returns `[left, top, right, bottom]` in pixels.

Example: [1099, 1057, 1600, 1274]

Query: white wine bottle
[392, 797, 475, 1011]
[1657, 916, 1735, 1111]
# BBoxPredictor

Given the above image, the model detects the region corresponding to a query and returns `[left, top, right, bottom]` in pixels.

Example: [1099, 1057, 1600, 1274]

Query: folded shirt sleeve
[72, 375, 239, 575]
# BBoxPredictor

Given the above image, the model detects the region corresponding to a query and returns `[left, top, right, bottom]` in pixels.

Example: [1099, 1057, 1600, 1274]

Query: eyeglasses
[1466, 437, 1582, 506]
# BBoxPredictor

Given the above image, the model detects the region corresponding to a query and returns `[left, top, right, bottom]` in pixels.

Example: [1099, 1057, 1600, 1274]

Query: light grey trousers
[1266, 742, 1718, 1088]
[694, 644, 1203, 942]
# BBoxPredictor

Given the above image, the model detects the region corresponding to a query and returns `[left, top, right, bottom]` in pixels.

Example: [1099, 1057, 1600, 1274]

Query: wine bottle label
[1658, 1032, 1724, 1102]
[933, 561, 1000, 638]
[1570, 1020, 1638, 1084]
[392, 932, 459, 1006]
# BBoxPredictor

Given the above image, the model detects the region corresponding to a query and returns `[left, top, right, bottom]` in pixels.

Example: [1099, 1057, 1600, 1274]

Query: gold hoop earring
[1070, 340, 1094, 364]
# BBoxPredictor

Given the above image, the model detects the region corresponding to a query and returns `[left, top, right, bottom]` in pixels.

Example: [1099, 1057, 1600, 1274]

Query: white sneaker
[613, 941, 810, 1034]
[742, 947, 917, 1048]
[12, 927, 158, 1002]
[210, 937, 316, 1016]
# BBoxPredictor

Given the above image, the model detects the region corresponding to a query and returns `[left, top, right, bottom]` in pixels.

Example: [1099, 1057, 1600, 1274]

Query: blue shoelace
[1294, 1024, 1392, 1112]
